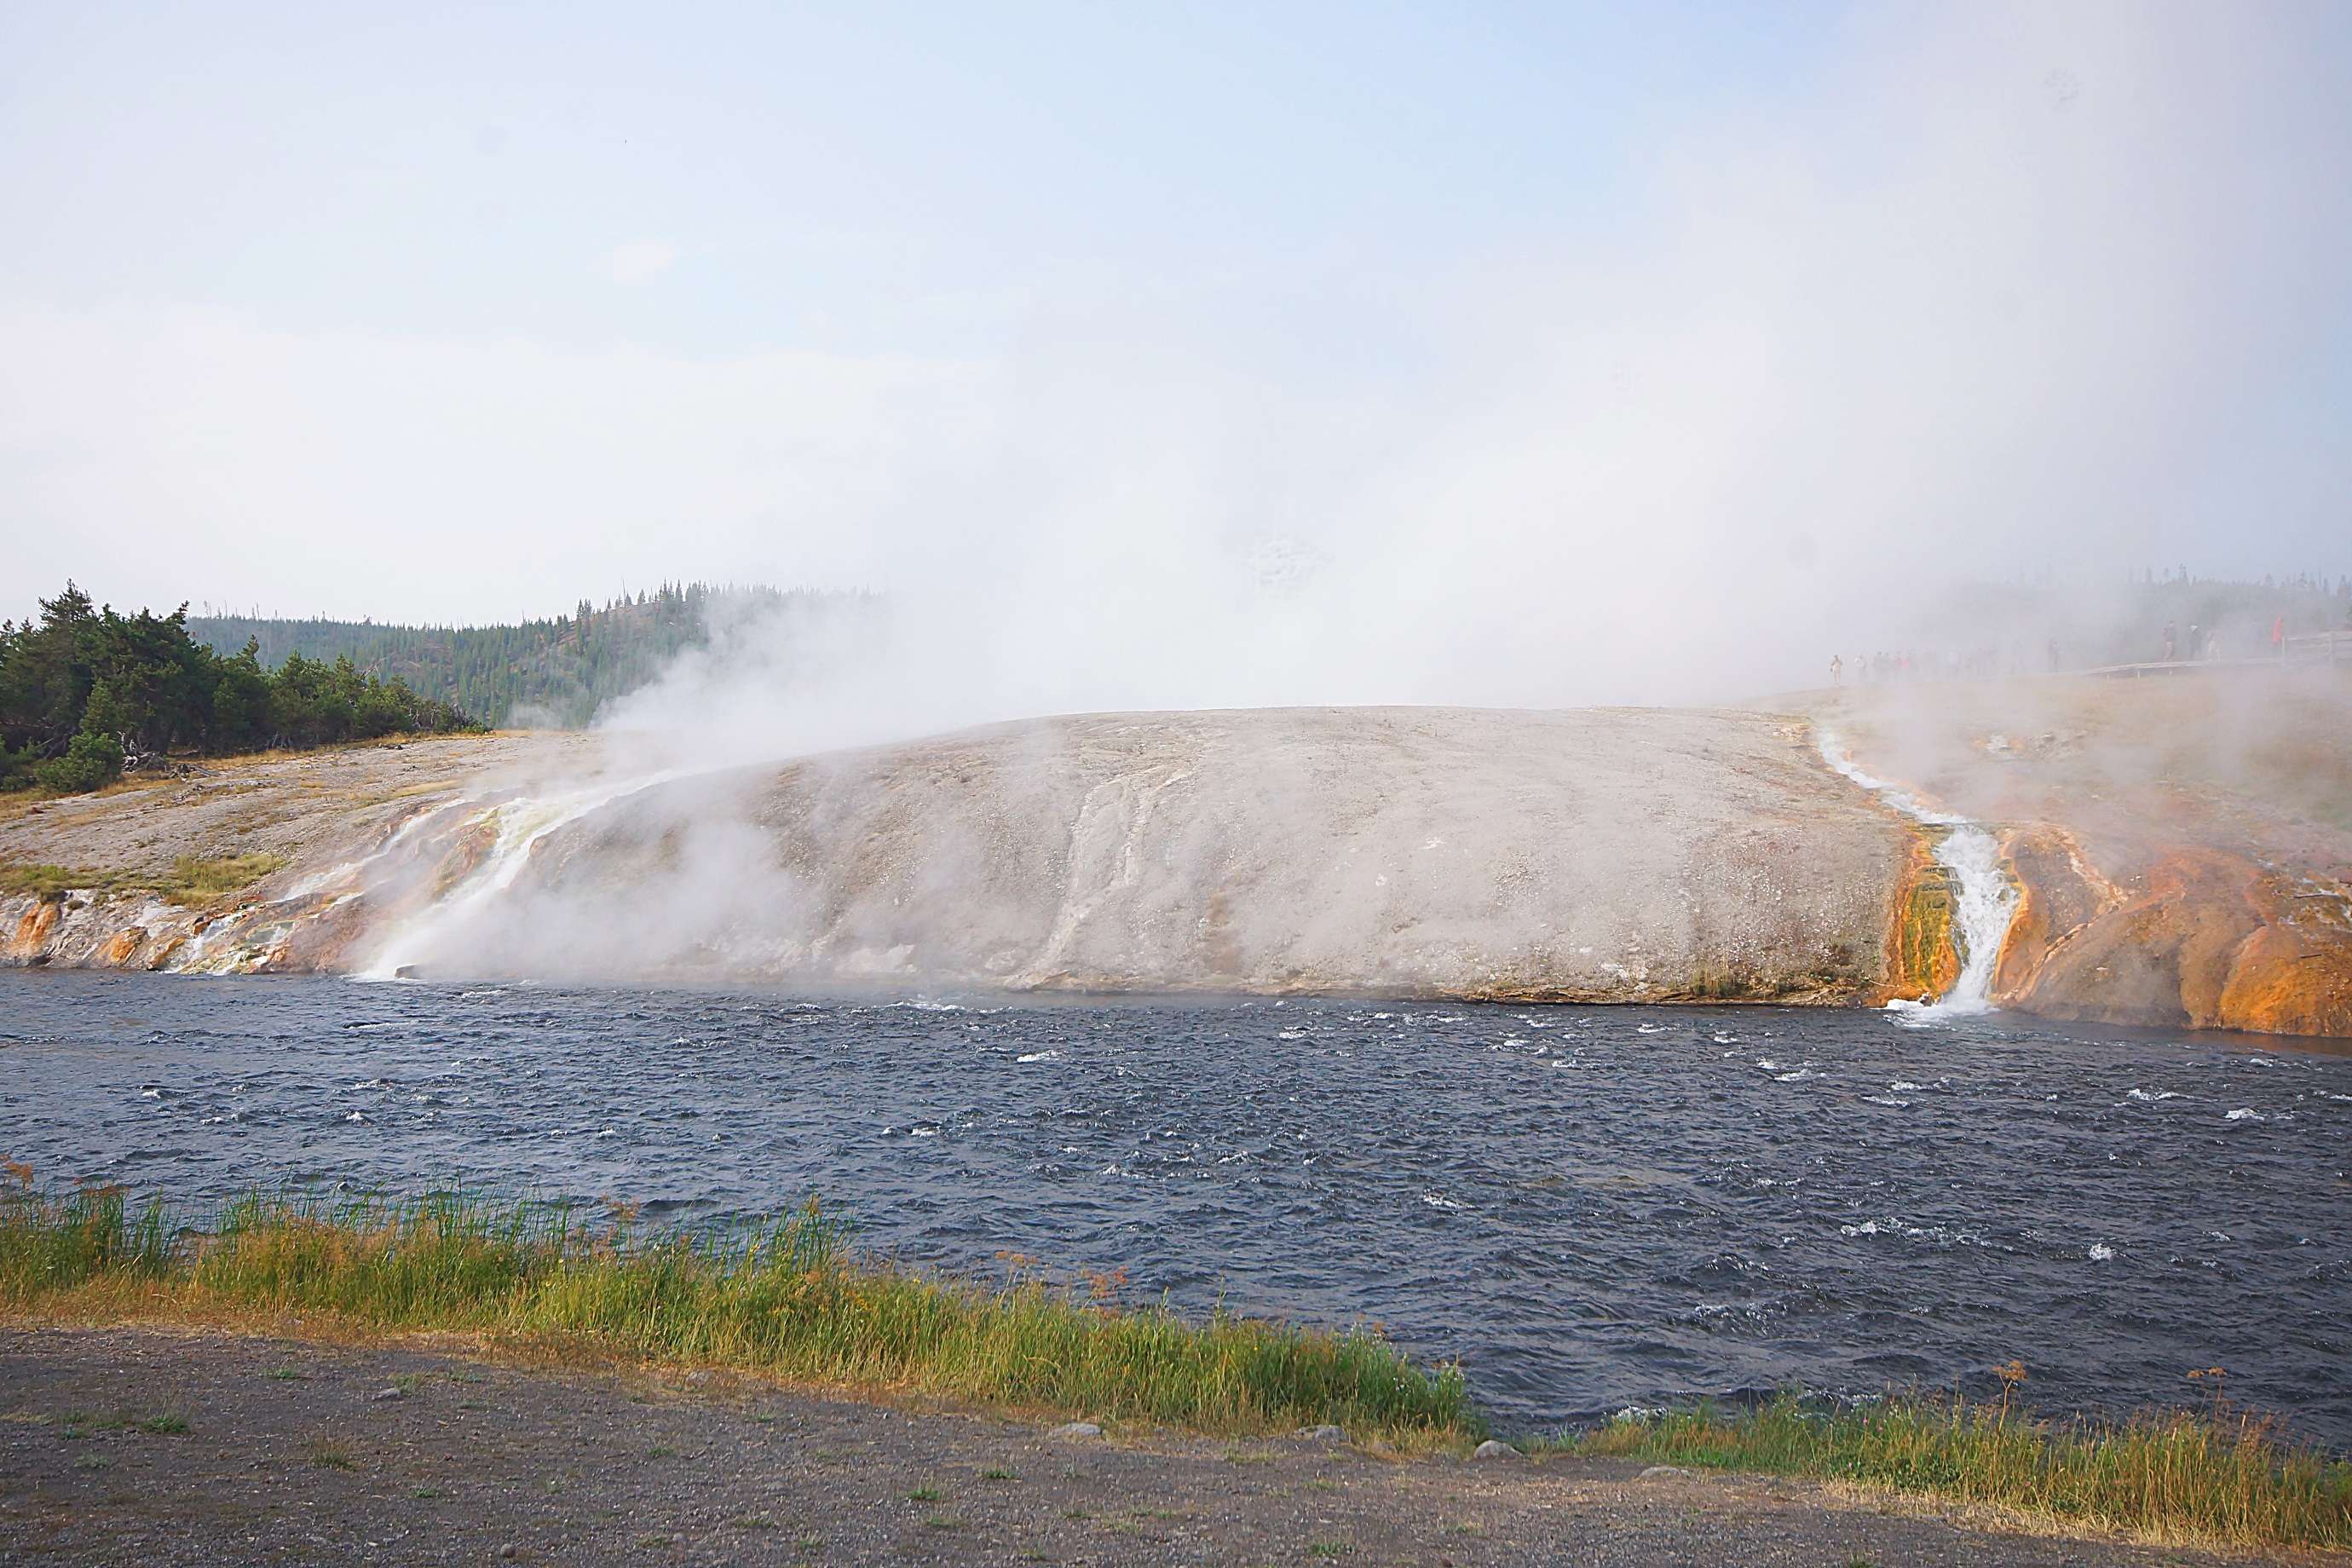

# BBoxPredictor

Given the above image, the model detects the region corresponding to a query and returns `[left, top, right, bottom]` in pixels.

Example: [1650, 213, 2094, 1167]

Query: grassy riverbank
[0, 1175, 1473, 1440]
[1564, 1392, 2352, 1551]
[9, 1176, 2347, 1549]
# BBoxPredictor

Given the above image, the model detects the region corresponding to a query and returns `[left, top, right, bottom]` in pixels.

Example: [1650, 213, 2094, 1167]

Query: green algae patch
[0, 863, 105, 902]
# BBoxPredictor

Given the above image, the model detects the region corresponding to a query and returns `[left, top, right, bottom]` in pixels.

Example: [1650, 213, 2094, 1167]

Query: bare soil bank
[0, 1325, 2288, 1567]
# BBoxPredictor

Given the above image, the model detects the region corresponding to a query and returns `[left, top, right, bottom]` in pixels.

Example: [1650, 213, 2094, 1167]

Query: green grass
[1564, 1392, 2352, 1550]
[0, 863, 107, 900]
[24, 1169, 2334, 1550]
[0, 852, 285, 907]
[0, 1172, 1473, 1441]
[156, 852, 287, 906]
[0, 1170, 173, 1287]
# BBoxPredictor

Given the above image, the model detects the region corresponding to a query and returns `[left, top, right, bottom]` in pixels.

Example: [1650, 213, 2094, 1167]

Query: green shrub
[31, 730, 123, 795]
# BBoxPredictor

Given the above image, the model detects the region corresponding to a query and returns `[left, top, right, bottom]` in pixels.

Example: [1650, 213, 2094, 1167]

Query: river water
[3, 970, 2346, 1446]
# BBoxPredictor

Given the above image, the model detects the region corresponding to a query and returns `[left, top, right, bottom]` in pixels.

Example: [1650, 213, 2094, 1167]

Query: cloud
[605, 240, 679, 284]
[2, 3, 2344, 729]
[0, 302, 986, 625]
[584, 2, 2352, 751]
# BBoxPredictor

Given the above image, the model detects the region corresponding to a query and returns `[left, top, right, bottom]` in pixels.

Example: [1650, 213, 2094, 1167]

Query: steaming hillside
[9, 692, 2349, 1035]
[382, 707, 1913, 1000]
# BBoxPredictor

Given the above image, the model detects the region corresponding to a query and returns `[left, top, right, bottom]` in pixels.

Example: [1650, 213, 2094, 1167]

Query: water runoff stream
[1816, 732, 2020, 1016]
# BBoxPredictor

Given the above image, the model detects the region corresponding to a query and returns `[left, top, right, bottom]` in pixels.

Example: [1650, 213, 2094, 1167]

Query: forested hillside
[189, 585, 856, 729]
[3, 585, 475, 793]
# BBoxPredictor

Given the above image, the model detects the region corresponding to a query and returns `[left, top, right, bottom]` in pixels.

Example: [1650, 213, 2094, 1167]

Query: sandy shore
[0, 1325, 2291, 1567]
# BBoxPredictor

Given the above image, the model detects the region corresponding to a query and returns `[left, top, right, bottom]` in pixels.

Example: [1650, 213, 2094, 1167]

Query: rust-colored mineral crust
[1996, 842, 2352, 1036]
[7, 900, 61, 961]
[1876, 829, 1959, 1005]
[1785, 670, 2352, 1041]
[1992, 824, 2120, 999]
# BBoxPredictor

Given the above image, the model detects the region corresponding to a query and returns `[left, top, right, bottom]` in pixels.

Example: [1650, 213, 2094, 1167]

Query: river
[3, 970, 2346, 1445]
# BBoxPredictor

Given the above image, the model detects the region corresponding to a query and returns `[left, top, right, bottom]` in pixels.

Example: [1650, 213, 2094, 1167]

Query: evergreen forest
[188, 584, 845, 729]
[1, 585, 476, 794]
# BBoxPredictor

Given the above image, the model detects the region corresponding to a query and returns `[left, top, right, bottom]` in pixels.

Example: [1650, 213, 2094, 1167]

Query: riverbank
[0, 1180, 1467, 1443]
[3, 708, 1917, 1003]
[4, 686, 2349, 1036]
[2, 1324, 2326, 1567]
[5, 1176, 2348, 1556]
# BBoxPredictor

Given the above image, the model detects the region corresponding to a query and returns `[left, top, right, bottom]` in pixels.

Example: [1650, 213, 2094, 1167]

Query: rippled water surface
[4, 971, 2347, 1444]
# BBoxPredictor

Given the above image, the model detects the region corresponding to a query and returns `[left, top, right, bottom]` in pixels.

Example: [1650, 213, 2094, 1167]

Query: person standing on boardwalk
[2164, 620, 2177, 661]
[1830, 654, 1843, 687]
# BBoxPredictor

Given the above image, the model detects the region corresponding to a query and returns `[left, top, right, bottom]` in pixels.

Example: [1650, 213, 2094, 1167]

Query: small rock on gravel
[1294, 1425, 1346, 1442]
[372, 1387, 403, 1401]
[1472, 1439, 1524, 1460]
[1047, 1421, 1102, 1438]
[1640, 1464, 1696, 1478]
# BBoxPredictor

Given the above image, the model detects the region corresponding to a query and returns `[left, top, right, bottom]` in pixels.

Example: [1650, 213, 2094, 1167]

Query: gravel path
[0, 1326, 2286, 1567]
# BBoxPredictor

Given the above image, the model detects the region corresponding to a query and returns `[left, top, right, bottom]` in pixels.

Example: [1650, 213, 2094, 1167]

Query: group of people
[1827, 646, 2026, 686]
[2159, 620, 2217, 661]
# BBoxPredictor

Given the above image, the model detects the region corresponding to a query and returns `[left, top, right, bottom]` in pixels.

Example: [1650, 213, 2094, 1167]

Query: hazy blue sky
[0, 6, 1836, 357]
[3, 3, 2348, 705]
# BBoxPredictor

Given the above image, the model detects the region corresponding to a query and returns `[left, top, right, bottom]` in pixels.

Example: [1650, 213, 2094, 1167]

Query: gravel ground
[0, 1326, 2294, 1568]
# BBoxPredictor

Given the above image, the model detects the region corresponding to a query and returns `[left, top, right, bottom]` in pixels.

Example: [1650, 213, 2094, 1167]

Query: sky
[3, 2, 2349, 709]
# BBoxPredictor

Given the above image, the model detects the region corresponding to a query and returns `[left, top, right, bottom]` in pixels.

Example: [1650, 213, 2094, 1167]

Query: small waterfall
[1816, 732, 2018, 1015]
[358, 773, 668, 981]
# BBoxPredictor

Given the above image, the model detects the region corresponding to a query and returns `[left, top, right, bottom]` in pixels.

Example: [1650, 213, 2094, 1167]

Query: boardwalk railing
[2083, 631, 2352, 679]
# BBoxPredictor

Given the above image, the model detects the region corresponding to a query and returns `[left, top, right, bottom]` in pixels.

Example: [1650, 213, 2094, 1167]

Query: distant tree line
[188, 583, 869, 729]
[1, 585, 478, 794]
